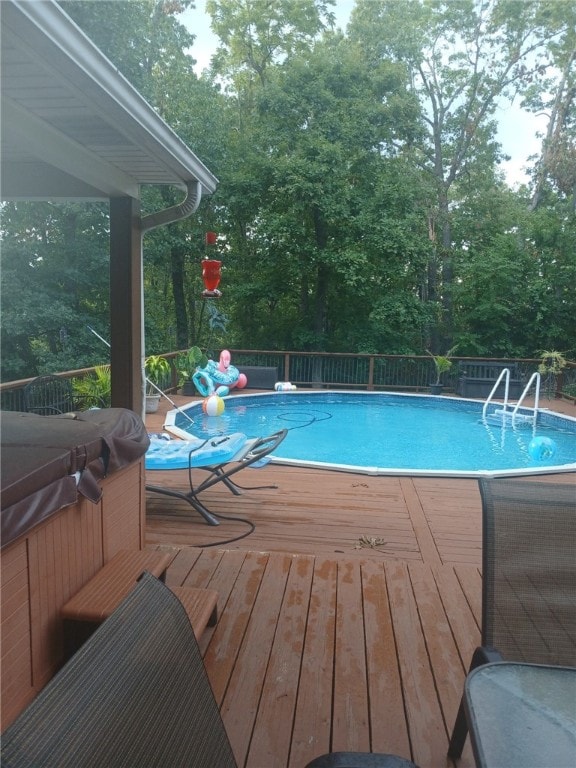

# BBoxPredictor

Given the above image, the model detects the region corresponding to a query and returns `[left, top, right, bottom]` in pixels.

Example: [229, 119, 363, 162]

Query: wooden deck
[145, 395, 575, 768]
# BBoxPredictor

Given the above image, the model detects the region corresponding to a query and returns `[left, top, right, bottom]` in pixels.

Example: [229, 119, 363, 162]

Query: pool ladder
[482, 369, 541, 426]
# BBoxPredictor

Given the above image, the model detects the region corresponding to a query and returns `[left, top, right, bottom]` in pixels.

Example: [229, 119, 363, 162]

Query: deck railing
[1, 351, 574, 412]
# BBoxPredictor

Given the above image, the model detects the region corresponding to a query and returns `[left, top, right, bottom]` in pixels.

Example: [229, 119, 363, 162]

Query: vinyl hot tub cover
[1, 409, 149, 548]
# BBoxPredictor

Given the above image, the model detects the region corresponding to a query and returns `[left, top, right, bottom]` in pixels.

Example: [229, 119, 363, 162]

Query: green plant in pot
[176, 346, 208, 395]
[538, 350, 567, 376]
[538, 350, 567, 399]
[427, 346, 458, 394]
[144, 355, 170, 412]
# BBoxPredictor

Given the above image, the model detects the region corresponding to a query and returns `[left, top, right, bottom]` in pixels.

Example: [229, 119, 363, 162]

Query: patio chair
[22, 374, 102, 414]
[2, 572, 418, 768]
[447, 476, 576, 760]
[145, 428, 288, 525]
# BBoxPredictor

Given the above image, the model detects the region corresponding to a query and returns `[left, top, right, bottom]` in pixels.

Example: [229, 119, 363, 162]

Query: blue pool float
[145, 432, 248, 470]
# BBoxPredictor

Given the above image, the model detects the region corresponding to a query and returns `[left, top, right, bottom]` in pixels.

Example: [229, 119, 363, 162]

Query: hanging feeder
[201, 231, 222, 298]
[201, 258, 222, 298]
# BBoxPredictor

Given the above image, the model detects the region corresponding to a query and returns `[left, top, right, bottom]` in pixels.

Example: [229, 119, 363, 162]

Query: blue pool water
[167, 392, 576, 477]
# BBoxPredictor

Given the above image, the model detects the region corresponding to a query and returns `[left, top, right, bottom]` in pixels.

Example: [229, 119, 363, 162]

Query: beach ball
[528, 436, 557, 462]
[202, 394, 225, 416]
[236, 373, 248, 389]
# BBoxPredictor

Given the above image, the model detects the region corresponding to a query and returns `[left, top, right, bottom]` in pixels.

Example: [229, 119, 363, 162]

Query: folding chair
[145, 428, 288, 525]
[448, 476, 576, 759]
[2, 572, 417, 768]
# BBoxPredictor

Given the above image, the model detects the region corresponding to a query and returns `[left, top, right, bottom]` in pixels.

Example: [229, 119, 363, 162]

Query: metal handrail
[482, 369, 541, 426]
[482, 368, 510, 420]
[510, 372, 541, 425]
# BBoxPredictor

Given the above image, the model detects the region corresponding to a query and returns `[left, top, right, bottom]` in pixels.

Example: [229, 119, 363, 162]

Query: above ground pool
[164, 392, 576, 477]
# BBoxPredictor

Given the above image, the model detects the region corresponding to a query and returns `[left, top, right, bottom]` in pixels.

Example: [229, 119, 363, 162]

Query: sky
[178, 0, 544, 188]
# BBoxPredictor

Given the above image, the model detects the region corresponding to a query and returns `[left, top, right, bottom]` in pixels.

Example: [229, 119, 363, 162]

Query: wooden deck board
[289, 556, 336, 767]
[145, 395, 575, 768]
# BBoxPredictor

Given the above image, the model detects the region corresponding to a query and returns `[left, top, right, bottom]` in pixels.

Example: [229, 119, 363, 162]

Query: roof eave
[0, 0, 218, 200]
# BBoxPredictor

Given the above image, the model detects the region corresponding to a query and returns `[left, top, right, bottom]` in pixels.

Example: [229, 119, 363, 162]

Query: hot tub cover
[1, 409, 149, 548]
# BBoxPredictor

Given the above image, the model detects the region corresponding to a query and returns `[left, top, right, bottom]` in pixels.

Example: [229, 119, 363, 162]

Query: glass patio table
[464, 662, 576, 767]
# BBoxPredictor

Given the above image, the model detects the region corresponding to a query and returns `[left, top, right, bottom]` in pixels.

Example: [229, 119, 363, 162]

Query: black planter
[181, 381, 196, 396]
[429, 383, 444, 395]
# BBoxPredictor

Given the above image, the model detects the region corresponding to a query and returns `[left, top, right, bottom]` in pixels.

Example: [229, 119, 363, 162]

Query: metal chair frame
[448, 476, 576, 759]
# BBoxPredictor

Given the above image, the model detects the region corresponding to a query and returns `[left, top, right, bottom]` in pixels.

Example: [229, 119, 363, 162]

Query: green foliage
[0, 202, 110, 379]
[427, 346, 459, 385]
[207, 0, 335, 85]
[144, 355, 171, 393]
[175, 347, 209, 385]
[1, 0, 576, 382]
[538, 351, 568, 376]
[72, 365, 111, 408]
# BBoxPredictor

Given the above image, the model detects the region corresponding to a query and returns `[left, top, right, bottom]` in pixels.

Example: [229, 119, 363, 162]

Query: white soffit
[0, 0, 218, 200]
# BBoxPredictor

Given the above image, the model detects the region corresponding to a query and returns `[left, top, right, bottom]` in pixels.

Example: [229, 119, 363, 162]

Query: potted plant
[427, 346, 458, 394]
[144, 355, 171, 413]
[538, 350, 567, 399]
[176, 346, 208, 396]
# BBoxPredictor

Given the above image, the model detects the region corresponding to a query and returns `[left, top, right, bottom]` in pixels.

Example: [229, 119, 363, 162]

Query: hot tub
[1, 408, 150, 728]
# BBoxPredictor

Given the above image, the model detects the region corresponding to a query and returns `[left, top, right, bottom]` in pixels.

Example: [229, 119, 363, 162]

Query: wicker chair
[448, 476, 576, 759]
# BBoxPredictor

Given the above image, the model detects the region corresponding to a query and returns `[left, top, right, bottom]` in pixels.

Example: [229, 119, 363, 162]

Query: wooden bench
[61, 549, 218, 656]
[456, 361, 523, 398]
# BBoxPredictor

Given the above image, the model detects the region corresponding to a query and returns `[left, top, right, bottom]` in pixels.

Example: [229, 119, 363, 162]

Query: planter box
[456, 362, 523, 399]
[238, 366, 278, 390]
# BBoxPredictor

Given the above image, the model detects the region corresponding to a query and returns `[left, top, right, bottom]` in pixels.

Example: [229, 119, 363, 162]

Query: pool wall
[163, 391, 576, 479]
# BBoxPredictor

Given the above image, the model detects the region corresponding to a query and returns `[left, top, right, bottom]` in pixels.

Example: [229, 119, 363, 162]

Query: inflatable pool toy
[145, 432, 248, 470]
[202, 394, 225, 416]
[192, 350, 248, 397]
[528, 436, 557, 462]
[275, 382, 297, 391]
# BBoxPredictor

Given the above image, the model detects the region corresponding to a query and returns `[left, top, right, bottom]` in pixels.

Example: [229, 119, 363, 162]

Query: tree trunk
[530, 48, 576, 212]
[170, 245, 189, 349]
[312, 206, 329, 346]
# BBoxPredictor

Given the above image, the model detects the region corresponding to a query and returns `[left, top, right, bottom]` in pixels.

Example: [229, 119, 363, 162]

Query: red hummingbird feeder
[201, 259, 222, 297]
[201, 232, 222, 297]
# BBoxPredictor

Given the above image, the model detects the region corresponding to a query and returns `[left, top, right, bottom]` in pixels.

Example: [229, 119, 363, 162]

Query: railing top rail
[1, 353, 572, 394]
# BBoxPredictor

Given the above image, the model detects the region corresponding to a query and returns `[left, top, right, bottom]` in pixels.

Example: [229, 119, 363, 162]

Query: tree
[0, 202, 110, 378]
[60, 0, 197, 101]
[207, 0, 336, 87]
[348, 0, 574, 349]
[521, 2, 576, 211]
[212, 31, 426, 353]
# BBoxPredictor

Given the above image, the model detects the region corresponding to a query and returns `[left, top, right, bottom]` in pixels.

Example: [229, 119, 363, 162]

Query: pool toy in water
[202, 394, 225, 416]
[528, 436, 557, 461]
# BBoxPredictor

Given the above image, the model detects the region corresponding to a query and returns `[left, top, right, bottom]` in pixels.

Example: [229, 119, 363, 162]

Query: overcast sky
[179, 0, 544, 188]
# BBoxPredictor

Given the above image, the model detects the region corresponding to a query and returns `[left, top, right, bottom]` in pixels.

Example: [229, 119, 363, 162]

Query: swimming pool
[164, 392, 576, 477]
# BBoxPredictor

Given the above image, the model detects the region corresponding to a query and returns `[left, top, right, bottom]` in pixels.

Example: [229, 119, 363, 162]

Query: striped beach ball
[202, 394, 225, 416]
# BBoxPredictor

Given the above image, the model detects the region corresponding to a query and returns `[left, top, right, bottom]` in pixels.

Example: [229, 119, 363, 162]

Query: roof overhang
[0, 0, 218, 201]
